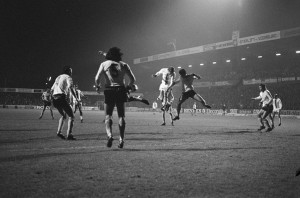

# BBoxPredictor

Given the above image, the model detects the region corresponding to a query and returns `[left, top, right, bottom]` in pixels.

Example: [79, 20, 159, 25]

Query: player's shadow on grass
[0, 152, 97, 163]
[0, 129, 51, 132]
[113, 146, 272, 152]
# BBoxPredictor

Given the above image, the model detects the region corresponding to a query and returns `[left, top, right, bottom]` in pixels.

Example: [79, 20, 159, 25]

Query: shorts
[261, 104, 273, 114]
[43, 101, 52, 107]
[180, 90, 197, 102]
[273, 108, 281, 113]
[104, 86, 127, 105]
[52, 94, 73, 117]
[159, 83, 168, 92]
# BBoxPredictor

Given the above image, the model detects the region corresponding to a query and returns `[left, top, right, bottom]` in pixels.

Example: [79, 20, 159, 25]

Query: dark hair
[63, 66, 72, 75]
[259, 83, 266, 91]
[168, 66, 175, 73]
[179, 69, 186, 76]
[105, 47, 123, 62]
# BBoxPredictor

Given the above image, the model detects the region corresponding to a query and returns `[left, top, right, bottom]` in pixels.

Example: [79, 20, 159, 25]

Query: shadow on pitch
[112, 146, 272, 152]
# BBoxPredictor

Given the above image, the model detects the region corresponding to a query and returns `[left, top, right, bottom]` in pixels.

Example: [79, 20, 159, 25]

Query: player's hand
[151, 74, 156, 78]
[95, 85, 101, 94]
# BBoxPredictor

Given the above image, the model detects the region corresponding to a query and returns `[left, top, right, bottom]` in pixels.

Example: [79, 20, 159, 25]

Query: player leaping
[152, 66, 176, 110]
[167, 69, 211, 121]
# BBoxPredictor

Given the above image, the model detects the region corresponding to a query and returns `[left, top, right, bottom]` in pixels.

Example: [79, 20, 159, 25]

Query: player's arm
[95, 63, 104, 92]
[125, 64, 136, 87]
[192, 73, 202, 79]
[266, 90, 273, 105]
[152, 69, 163, 78]
[167, 78, 180, 92]
[251, 95, 261, 100]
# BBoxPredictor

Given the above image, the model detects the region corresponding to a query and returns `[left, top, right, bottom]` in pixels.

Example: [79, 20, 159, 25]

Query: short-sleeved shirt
[51, 74, 73, 96]
[155, 68, 176, 88]
[254, 90, 273, 107]
[42, 92, 51, 102]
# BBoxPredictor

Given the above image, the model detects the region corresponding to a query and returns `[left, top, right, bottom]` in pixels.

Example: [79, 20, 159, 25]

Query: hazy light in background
[188, 65, 192, 67]
[212, 61, 217, 64]
[200, 63, 204, 66]
[241, 57, 246, 60]
[276, 53, 281, 56]
[226, 59, 231, 63]
[296, 50, 300, 54]
[258, 55, 263, 59]
[177, 66, 181, 69]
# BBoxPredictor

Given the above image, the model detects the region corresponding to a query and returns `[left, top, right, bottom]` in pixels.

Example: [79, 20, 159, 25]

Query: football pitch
[0, 109, 300, 198]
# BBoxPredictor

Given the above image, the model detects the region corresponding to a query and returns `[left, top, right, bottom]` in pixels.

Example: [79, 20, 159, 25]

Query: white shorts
[273, 109, 281, 113]
[159, 83, 168, 91]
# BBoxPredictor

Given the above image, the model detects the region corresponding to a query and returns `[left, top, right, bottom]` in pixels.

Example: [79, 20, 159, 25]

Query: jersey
[273, 98, 282, 111]
[155, 68, 176, 91]
[42, 91, 52, 102]
[95, 60, 135, 88]
[254, 90, 273, 107]
[180, 74, 196, 92]
[51, 74, 73, 96]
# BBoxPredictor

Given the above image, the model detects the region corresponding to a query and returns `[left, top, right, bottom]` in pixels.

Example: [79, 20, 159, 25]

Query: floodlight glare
[226, 59, 231, 63]
[258, 56, 262, 58]
[241, 57, 246, 60]
[296, 50, 300, 54]
[213, 61, 217, 64]
[276, 53, 281, 56]
[188, 65, 192, 67]
[200, 63, 204, 66]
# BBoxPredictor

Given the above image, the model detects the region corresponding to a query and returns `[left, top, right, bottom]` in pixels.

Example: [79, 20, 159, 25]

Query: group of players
[38, 46, 282, 148]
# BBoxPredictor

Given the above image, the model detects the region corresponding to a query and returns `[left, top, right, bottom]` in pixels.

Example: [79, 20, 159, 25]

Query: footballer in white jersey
[251, 83, 273, 132]
[270, 94, 282, 128]
[39, 89, 54, 120]
[152, 66, 176, 108]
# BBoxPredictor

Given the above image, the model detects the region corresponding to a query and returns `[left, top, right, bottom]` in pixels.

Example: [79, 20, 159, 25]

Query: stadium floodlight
[241, 57, 246, 61]
[177, 66, 181, 69]
[296, 50, 300, 54]
[212, 61, 217, 64]
[258, 55, 263, 58]
[226, 59, 231, 63]
[276, 53, 281, 56]
[200, 63, 204, 66]
[188, 65, 192, 67]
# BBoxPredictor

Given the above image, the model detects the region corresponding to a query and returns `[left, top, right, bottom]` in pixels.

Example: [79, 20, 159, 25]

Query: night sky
[1, 0, 300, 90]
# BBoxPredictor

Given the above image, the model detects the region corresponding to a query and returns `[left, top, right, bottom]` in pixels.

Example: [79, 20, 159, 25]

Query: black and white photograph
[1, 0, 300, 197]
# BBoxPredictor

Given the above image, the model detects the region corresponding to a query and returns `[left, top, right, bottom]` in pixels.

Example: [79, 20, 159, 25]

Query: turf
[0, 109, 300, 198]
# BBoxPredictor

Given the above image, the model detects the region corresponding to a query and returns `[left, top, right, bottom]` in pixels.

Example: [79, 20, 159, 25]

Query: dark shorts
[104, 86, 128, 105]
[43, 101, 52, 107]
[52, 94, 73, 117]
[262, 104, 273, 114]
[180, 90, 197, 102]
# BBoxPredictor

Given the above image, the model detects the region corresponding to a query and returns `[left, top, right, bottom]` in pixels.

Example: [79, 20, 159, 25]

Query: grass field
[0, 109, 300, 198]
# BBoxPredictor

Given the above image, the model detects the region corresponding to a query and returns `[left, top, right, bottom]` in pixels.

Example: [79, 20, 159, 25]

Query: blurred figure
[161, 90, 174, 126]
[95, 47, 136, 148]
[72, 84, 86, 123]
[39, 89, 54, 119]
[167, 69, 211, 121]
[51, 66, 78, 140]
[152, 67, 176, 109]
[251, 83, 273, 132]
[222, 103, 227, 116]
[271, 93, 282, 128]
[152, 101, 158, 111]
[192, 102, 197, 116]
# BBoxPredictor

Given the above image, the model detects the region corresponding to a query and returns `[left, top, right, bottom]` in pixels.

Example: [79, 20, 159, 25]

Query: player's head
[259, 83, 266, 91]
[178, 69, 187, 77]
[106, 47, 123, 62]
[63, 66, 72, 76]
[168, 66, 175, 74]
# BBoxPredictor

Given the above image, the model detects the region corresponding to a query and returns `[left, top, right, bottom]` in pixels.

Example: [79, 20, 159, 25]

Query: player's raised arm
[152, 68, 163, 78]
[95, 63, 104, 92]
[124, 63, 136, 87]
[251, 95, 262, 100]
[192, 73, 202, 79]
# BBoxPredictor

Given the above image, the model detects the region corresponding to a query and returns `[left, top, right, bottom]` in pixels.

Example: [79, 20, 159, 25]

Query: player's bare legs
[278, 111, 282, 126]
[104, 103, 114, 147]
[161, 110, 166, 125]
[192, 94, 211, 109]
[39, 105, 47, 119]
[169, 111, 174, 126]
[50, 107, 54, 119]
[116, 102, 125, 148]
[173, 97, 186, 121]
